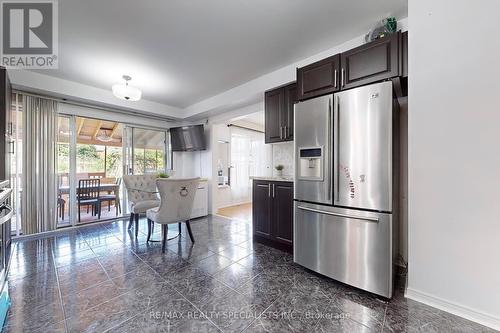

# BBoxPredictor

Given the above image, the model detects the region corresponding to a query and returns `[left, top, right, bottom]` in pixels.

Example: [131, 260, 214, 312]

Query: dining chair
[99, 177, 122, 216]
[146, 177, 200, 253]
[123, 174, 160, 237]
[57, 174, 66, 220]
[77, 178, 101, 222]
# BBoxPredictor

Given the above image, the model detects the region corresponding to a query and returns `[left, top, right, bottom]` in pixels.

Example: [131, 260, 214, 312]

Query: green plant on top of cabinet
[265, 82, 296, 143]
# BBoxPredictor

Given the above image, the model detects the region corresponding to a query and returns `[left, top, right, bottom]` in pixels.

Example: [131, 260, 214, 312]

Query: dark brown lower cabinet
[252, 180, 293, 253]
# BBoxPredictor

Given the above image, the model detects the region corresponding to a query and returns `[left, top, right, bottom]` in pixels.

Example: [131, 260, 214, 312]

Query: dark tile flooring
[4, 215, 496, 332]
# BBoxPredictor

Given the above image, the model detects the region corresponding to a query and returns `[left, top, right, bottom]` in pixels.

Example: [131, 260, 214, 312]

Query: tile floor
[4, 215, 496, 332]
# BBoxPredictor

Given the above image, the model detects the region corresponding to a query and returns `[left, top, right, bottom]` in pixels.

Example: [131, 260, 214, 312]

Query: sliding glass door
[56, 116, 126, 227]
[127, 127, 170, 175]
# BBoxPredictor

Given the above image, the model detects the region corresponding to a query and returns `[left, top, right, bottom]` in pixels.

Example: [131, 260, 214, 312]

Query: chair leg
[162, 224, 168, 253]
[147, 219, 152, 242]
[178, 222, 182, 235]
[108, 201, 111, 211]
[135, 213, 140, 238]
[115, 199, 119, 216]
[62, 202, 65, 221]
[78, 204, 81, 222]
[128, 213, 134, 229]
[186, 220, 195, 243]
[97, 202, 101, 220]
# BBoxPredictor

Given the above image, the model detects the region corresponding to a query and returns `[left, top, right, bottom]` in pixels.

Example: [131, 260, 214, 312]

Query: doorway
[213, 111, 272, 222]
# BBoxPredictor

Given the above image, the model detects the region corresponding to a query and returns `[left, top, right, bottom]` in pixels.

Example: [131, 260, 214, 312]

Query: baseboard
[405, 288, 500, 331]
[217, 201, 251, 210]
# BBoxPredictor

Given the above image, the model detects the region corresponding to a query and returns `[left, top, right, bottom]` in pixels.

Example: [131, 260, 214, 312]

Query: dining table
[58, 183, 120, 195]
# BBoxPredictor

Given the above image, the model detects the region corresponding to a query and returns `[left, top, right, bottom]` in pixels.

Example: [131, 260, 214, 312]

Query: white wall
[407, 0, 500, 329]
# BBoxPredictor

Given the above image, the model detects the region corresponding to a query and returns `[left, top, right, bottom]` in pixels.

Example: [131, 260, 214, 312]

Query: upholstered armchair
[146, 177, 200, 252]
[122, 174, 160, 237]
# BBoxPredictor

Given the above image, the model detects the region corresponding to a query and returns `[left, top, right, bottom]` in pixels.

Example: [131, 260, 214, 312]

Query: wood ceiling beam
[76, 118, 84, 136]
[93, 120, 103, 139]
[109, 123, 120, 138]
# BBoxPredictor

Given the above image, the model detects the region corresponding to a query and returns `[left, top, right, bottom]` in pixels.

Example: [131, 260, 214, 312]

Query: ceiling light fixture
[112, 75, 142, 101]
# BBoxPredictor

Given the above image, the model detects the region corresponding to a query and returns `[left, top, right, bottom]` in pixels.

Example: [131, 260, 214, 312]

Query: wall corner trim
[405, 288, 500, 331]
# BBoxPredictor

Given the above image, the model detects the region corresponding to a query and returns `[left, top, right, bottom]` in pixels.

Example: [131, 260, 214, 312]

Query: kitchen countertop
[250, 176, 294, 182]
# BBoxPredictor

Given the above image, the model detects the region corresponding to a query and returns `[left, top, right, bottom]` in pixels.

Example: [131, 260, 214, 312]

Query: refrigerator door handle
[327, 97, 332, 201]
[297, 205, 379, 223]
[333, 95, 340, 203]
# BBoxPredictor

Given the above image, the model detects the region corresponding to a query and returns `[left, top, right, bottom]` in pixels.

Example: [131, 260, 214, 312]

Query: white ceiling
[36, 0, 407, 109]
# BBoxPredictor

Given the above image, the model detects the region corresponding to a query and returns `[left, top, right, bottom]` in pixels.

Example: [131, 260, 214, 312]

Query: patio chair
[123, 174, 160, 237]
[77, 178, 101, 222]
[146, 177, 200, 253]
[99, 177, 122, 216]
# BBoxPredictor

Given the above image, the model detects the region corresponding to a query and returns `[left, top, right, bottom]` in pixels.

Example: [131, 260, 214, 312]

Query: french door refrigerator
[294, 81, 399, 298]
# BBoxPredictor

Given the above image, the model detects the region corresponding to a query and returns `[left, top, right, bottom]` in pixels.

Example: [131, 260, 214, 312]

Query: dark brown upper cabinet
[340, 32, 400, 90]
[264, 88, 283, 143]
[297, 54, 340, 100]
[265, 82, 296, 143]
[283, 83, 296, 140]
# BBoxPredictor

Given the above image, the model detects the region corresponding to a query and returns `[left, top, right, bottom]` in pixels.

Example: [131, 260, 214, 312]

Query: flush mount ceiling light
[112, 75, 142, 101]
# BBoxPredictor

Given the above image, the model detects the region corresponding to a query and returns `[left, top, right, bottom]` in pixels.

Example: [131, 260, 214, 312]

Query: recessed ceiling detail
[32, 0, 407, 108]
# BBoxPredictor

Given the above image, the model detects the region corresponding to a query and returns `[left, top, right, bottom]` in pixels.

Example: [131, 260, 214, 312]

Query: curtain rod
[12, 89, 179, 123]
[227, 124, 264, 133]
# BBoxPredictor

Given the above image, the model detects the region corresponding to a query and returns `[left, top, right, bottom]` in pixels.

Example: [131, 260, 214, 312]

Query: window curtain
[21, 95, 58, 234]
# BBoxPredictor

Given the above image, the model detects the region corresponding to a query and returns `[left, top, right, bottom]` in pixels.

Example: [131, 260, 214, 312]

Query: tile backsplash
[272, 141, 294, 177]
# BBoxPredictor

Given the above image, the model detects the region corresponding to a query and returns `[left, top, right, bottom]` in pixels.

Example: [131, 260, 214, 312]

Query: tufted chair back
[123, 174, 159, 203]
[152, 178, 200, 224]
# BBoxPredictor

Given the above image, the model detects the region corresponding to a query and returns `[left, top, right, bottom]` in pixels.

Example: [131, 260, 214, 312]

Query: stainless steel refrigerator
[294, 81, 399, 298]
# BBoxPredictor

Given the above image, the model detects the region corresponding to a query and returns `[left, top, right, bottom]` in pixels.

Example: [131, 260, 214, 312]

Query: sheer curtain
[21, 95, 58, 234]
[230, 126, 271, 204]
[230, 130, 251, 203]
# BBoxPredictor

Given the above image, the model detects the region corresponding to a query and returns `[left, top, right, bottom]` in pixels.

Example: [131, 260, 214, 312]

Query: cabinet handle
[284, 127, 288, 139]
[268, 184, 271, 197]
[341, 68, 345, 87]
[279, 126, 283, 140]
[8, 141, 14, 155]
[272, 184, 275, 198]
[297, 205, 379, 222]
[334, 69, 338, 88]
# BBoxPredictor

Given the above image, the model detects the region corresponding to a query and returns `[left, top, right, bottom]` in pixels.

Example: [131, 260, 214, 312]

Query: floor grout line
[50, 242, 70, 333]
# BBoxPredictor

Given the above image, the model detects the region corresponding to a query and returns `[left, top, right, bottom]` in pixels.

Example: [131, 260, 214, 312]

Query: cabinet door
[402, 31, 408, 78]
[252, 181, 272, 238]
[272, 182, 293, 245]
[265, 88, 284, 143]
[297, 54, 340, 101]
[283, 83, 297, 141]
[340, 32, 400, 90]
